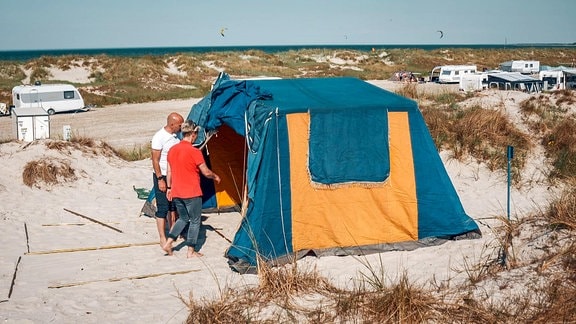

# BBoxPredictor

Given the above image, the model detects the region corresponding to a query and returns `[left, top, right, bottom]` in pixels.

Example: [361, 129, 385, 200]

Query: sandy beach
[0, 68, 571, 322]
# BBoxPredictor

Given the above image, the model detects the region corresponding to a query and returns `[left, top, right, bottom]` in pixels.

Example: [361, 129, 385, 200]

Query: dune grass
[420, 98, 532, 183]
[179, 182, 575, 323]
[22, 157, 77, 188]
[1, 47, 575, 106]
[519, 90, 576, 181]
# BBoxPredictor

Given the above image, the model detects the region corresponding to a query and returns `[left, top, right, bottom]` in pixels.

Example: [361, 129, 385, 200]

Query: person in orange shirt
[163, 120, 220, 258]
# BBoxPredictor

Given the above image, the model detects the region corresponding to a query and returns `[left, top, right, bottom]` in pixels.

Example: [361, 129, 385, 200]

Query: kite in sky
[437, 30, 444, 39]
[220, 28, 227, 37]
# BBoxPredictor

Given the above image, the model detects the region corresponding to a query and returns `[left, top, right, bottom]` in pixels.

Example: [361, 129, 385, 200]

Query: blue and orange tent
[187, 73, 481, 273]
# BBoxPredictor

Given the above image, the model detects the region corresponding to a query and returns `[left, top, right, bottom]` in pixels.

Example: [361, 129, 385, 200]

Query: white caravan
[11, 83, 87, 115]
[539, 68, 576, 90]
[429, 65, 477, 83]
[499, 60, 540, 74]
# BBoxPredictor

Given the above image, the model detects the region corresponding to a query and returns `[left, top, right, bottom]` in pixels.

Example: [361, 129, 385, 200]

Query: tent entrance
[201, 124, 247, 211]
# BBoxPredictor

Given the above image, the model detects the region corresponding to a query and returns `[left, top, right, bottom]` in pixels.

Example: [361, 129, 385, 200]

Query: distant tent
[187, 73, 481, 274]
[487, 72, 543, 93]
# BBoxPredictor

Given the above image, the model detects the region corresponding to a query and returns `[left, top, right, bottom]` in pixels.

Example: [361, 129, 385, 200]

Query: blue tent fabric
[402, 107, 479, 238]
[185, 74, 481, 272]
[187, 73, 272, 139]
[227, 115, 293, 267]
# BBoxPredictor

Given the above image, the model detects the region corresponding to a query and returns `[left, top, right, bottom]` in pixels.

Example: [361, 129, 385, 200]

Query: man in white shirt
[151, 112, 184, 247]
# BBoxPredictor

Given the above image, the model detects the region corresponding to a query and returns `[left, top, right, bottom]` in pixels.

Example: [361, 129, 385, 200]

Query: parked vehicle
[499, 60, 540, 74]
[539, 68, 576, 90]
[429, 65, 477, 83]
[11, 82, 87, 115]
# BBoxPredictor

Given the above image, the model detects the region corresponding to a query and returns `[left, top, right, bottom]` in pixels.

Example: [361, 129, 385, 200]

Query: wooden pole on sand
[49, 269, 200, 289]
[63, 208, 123, 233]
[26, 241, 158, 255]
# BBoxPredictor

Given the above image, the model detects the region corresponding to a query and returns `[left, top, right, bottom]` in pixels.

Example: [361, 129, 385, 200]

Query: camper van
[429, 65, 477, 83]
[11, 83, 87, 115]
[539, 68, 576, 90]
[499, 60, 540, 74]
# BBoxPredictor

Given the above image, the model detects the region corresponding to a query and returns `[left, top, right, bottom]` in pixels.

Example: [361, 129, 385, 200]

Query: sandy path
[0, 98, 199, 149]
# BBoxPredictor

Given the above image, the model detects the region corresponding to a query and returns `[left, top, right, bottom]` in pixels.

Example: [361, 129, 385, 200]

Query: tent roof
[225, 76, 416, 114]
[487, 72, 540, 82]
[190, 74, 418, 137]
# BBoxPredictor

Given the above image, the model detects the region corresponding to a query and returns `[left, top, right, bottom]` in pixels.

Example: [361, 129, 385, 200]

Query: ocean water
[0, 44, 573, 61]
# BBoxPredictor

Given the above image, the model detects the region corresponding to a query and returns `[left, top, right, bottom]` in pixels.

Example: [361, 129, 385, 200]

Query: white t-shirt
[151, 127, 180, 176]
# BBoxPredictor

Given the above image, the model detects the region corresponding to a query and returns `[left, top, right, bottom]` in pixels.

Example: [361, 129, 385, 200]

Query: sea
[0, 44, 573, 61]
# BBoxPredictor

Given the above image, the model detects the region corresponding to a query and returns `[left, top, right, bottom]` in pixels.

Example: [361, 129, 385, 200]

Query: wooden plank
[49, 269, 200, 289]
[26, 241, 158, 255]
[63, 208, 123, 233]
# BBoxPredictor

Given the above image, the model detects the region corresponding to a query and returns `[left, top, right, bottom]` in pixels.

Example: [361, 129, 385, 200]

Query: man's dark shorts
[153, 173, 176, 219]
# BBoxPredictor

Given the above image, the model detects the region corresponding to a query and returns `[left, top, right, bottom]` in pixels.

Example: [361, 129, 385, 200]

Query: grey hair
[181, 120, 200, 134]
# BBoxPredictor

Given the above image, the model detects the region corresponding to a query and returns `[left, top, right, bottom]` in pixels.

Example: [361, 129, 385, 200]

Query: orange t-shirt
[167, 141, 205, 199]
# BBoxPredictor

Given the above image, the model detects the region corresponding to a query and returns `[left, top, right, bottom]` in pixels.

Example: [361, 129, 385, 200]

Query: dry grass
[446, 186, 576, 323]
[20, 137, 140, 188]
[544, 118, 576, 181]
[257, 260, 336, 298]
[113, 143, 152, 162]
[22, 158, 76, 188]
[182, 262, 441, 323]
[182, 289, 254, 323]
[422, 104, 532, 182]
[339, 271, 439, 323]
[176, 183, 576, 323]
[395, 82, 421, 99]
[544, 187, 576, 230]
[519, 91, 576, 181]
[183, 261, 340, 323]
[45, 136, 118, 158]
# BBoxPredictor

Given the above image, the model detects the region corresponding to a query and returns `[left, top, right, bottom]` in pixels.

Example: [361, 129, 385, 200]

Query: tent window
[308, 109, 390, 185]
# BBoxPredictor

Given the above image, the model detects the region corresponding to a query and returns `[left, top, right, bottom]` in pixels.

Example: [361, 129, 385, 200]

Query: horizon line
[1, 42, 575, 52]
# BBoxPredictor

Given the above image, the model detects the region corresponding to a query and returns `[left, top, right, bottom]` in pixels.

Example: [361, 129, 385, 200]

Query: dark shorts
[153, 173, 175, 218]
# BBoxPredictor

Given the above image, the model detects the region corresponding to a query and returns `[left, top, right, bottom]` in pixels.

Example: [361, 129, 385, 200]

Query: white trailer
[499, 60, 540, 74]
[459, 73, 488, 92]
[429, 65, 477, 84]
[11, 83, 87, 115]
[539, 68, 576, 90]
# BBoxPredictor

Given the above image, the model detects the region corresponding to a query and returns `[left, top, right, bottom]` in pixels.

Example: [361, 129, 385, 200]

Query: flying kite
[437, 30, 444, 39]
[220, 28, 227, 37]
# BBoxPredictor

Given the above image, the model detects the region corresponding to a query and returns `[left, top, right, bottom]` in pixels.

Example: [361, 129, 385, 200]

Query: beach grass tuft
[22, 157, 77, 188]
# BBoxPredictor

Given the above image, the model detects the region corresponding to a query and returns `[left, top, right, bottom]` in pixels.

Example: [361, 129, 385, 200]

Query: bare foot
[187, 251, 203, 258]
[162, 242, 173, 256]
[159, 238, 166, 248]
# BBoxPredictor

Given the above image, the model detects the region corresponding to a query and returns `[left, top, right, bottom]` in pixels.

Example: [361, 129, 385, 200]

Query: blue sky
[1, 0, 574, 51]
